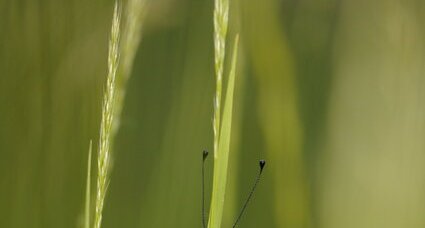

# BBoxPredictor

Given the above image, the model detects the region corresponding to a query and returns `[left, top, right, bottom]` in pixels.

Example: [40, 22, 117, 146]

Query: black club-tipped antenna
[232, 160, 266, 228]
[202, 150, 209, 228]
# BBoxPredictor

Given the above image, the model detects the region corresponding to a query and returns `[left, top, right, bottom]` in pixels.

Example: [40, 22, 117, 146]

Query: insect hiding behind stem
[202, 150, 266, 228]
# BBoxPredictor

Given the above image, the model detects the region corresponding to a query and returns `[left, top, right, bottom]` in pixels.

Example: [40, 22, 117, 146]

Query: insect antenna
[202, 150, 209, 228]
[232, 160, 266, 228]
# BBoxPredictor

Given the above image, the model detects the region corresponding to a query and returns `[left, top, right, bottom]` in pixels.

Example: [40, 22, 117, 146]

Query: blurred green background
[2, 0, 425, 227]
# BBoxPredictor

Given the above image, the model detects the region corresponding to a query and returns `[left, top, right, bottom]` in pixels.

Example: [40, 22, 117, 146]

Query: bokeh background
[2, 0, 425, 227]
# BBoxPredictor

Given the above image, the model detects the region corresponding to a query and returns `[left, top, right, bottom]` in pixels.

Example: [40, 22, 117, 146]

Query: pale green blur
[1, 0, 425, 227]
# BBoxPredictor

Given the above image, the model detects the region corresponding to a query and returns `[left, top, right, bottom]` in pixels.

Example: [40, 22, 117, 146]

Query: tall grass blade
[208, 35, 239, 228]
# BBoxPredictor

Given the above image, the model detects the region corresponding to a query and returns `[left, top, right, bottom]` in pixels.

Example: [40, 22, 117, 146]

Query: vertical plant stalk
[94, 2, 121, 228]
[85, 140, 93, 228]
[209, 0, 239, 227]
[208, 35, 239, 228]
[210, 0, 229, 225]
[210, 1, 231, 223]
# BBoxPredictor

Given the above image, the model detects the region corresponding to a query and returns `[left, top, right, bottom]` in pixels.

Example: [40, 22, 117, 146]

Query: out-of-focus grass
[319, 1, 425, 227]
[112, 0, 148, 138]
[240, 0, 311, 227]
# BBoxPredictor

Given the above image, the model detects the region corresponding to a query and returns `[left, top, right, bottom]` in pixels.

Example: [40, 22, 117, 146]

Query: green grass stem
[208, 35, 239, 228]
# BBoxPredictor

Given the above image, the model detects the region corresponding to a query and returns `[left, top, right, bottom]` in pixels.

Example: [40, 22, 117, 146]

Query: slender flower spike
[209, 0, 233, 225]
[212, 0, 229, 159]
[208, 0, 239, 225]
[94, 2, 121, 228]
